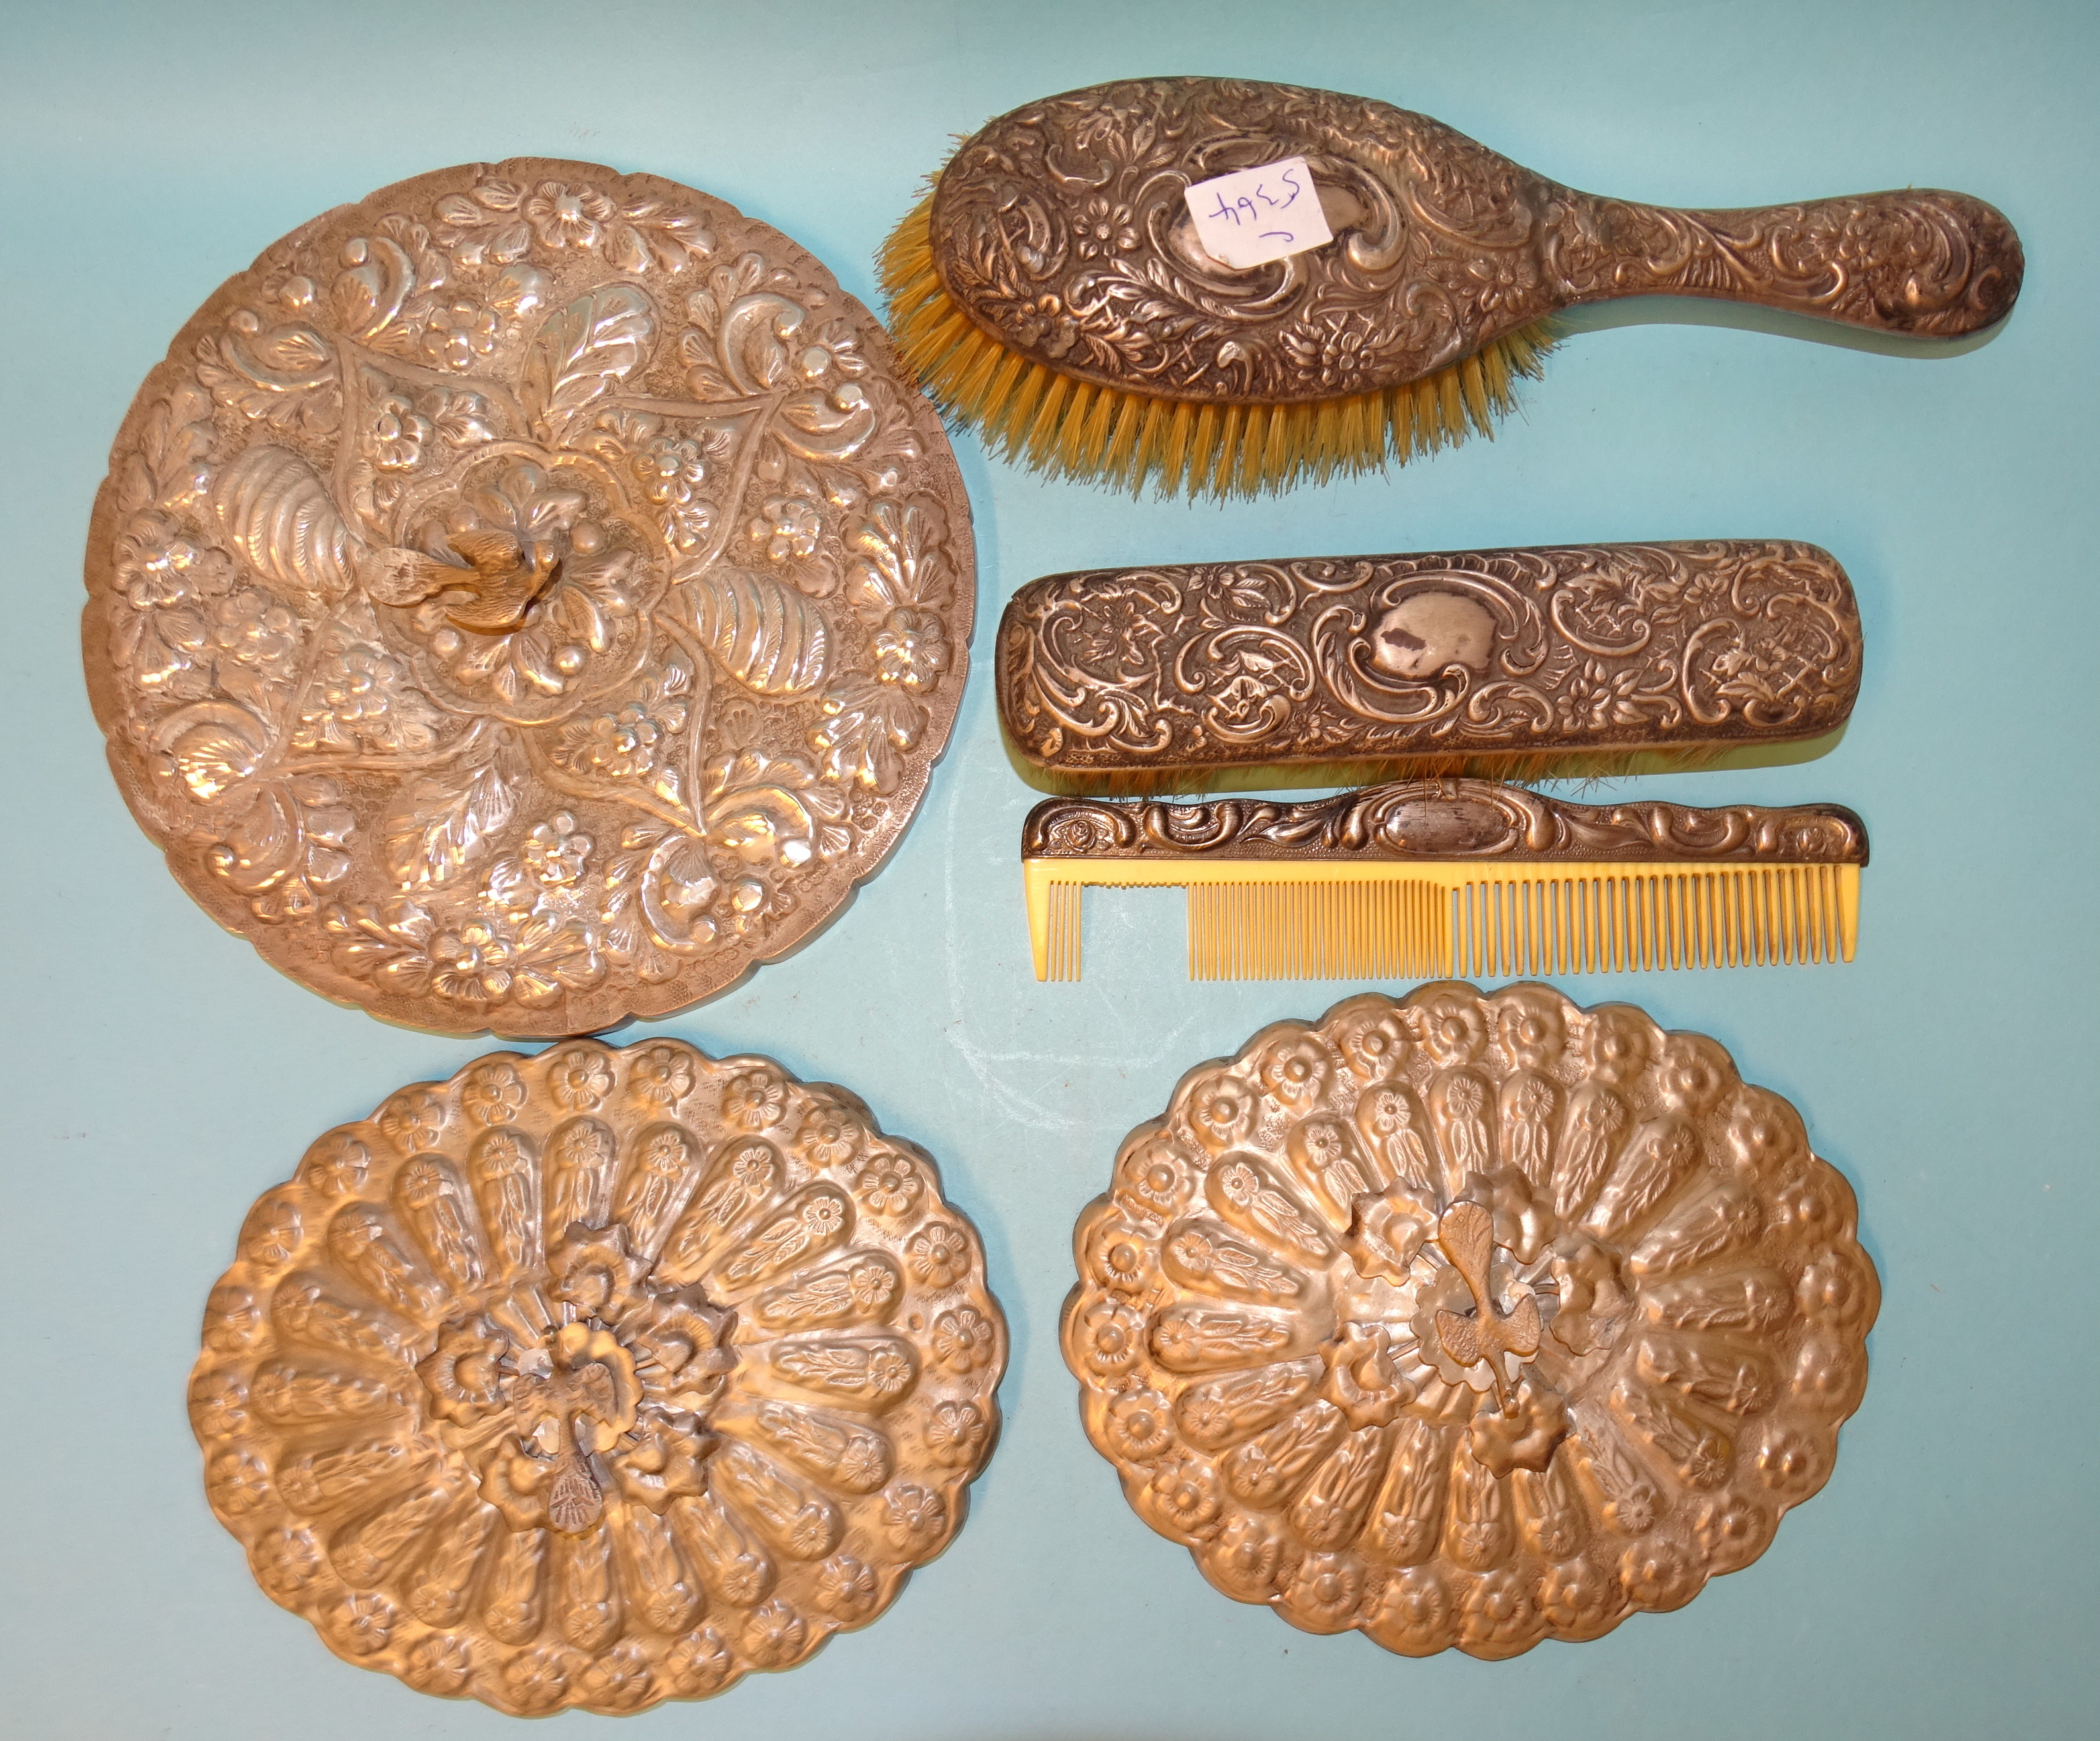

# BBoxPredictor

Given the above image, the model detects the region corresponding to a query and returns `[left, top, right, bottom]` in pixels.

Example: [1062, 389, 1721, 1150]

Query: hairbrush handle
[1550, 188, 2022, 336]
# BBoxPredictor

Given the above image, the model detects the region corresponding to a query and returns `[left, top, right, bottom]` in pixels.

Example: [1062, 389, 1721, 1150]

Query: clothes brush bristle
[879, 190, 1555, 499]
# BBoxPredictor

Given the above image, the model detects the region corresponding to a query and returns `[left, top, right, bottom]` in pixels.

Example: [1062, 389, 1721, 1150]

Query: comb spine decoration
[1023, 782, 1865, 983]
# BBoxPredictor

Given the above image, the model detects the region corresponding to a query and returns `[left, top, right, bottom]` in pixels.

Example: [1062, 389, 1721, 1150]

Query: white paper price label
[1182, 156, 1333, 270]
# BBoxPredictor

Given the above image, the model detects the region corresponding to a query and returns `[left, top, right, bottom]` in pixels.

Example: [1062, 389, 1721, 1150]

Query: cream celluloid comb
[1023, 779, 1864, 981]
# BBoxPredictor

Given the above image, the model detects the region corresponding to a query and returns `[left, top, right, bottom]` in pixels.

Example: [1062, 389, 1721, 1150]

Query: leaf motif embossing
[521, 285, 657, 448]
[379, 737, 521, 890]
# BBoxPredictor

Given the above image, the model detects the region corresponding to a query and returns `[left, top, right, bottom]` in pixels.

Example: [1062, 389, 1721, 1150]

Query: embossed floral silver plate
[192, 1038, 1005, 1713]
[85, 159, 973, 1034]
[1063, 984, 1875, 1657]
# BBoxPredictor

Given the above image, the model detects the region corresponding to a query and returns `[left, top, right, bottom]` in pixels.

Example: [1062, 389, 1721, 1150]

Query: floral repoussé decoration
[1063, 983, 1877, 1659]
[85, 157, 973, 1035]
[192, 1039, 1005, 1715]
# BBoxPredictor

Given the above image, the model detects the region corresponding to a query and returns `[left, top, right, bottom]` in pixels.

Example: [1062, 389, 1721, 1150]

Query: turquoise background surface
[4, 0, 2095, 1734]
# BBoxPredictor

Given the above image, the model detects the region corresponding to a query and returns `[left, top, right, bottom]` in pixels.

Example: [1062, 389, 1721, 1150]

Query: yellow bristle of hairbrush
[1024, 858, 1858, 983]
[985, 354, 1050, 454]
[878, 189, 1555, 498]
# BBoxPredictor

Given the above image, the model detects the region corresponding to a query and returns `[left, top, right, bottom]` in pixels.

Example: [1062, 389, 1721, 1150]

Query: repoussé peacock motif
[193, 1040, 1004, 1713]
[1063, 984, 1875, 1656]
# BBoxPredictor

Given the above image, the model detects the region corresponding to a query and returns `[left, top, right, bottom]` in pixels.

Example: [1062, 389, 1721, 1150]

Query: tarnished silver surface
[999, 542, 1860, 784]
[932, 77, 2023, 403]
[85, 159, 973, 1035]
[191, 1039, 1005, 1713]
[1064, 985, 1875, 1656]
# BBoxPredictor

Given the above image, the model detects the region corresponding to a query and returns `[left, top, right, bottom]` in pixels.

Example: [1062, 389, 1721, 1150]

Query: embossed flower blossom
[328, 1590, 397, 1656]
[1538, 1557, 1620, 1634]
[1458, 1570, 1536, 1650]
[551, 701, 682, 781]
[525, 813, 595, 888]
[1693, 1497, 1771, 1569]
[1374, 1566, 1451, 1653]
[1280, 314, 1393, 393]
[404, 1632, 475, 1695]
[907, 1222, 969, 1289]
[932, 1307, 997, 1372]
[856, 1152, 922, 1215]
[375, 1089, 446, 1152]
[364, 392, 430, 471]
[1104, 1387, 1175, 1462]
[117, 512, 232, 613]
[722, 1069, 787, 1131]
[525, 180, 617, 251]
[627, 1042, 696, 1107]
[1417, 993, 1489, 1067]
[422, 299, 499, 372]
[579, 1640, 652, 1709]
[1075, 197, 1140, 258]
[1619, 1539, 1698, 1611]
[252, 1526, 323, 1599]
[664, 1626, 732, 1694]
[213, 589, 300, 672]
[298, 642, 436, 752]
[1256, 1035, 1331, 1107]
[425, 914, 604, 1009]
[813, 1553, 880, 1620]
[1087, 1218, 1156, 1294]
[504, 1643, 577, 1711]
[208, 1446, 272, 1514]
[795, 1103, 866, 1169]
[1285, 1552, 1366, 1627]
[752, 495, 822, 561]
[204, 1283, 262, 1354]
[1148, 1451, 1223, 1534]
[1079, 1297, 1144, 1376]
[881, 1483, 946, 1548]
[1185, 1071, 1255, 1152]
[1118, 1136, 1190, 1216]
[462, 1062, 526, 1125]
[546, 1043, 614, 1109]
[191, 1373, 248, 1438]
[1754, 1425, 1826, 1497]
[872, 607, 949, 693]
[924, 1399, 988, 1467]
[301, 1130, 372, 1195]
[633, 434, 709, 505]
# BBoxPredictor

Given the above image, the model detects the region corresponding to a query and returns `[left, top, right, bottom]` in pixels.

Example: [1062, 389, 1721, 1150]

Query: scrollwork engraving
[1000, 542, 1860, 781]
